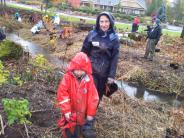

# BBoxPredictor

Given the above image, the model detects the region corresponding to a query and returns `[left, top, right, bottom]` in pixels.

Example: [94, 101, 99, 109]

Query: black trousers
[93, 74, 107, 100]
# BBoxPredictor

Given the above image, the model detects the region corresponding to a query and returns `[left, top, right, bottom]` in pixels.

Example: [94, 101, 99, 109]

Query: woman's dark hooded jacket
[81, 12, 120, 79]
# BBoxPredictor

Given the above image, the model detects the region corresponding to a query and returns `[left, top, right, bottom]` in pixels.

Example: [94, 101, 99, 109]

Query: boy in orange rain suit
[57, 52, 99, 138]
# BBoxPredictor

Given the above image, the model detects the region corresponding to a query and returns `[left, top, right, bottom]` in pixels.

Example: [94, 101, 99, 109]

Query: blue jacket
[81, 12, 120, 78]
[0, 29, 6, 41]
[148, 25, 162, 44]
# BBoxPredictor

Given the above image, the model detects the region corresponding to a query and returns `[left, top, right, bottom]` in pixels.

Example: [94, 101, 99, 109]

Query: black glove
[82, 120, 96, 138]
[105, 79, 118, 97]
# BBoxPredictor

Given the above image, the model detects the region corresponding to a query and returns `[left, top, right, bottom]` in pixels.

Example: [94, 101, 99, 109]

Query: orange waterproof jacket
[57, 52, 99, 127]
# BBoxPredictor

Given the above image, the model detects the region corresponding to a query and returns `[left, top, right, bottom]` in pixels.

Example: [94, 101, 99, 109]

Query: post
[180, 26, 184, 38]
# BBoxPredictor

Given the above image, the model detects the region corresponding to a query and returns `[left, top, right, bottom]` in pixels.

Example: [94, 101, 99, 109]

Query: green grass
[7, 3, 181, 37]
[115, 23, 180, 37]
[162, 30, 181, 37]
[60, 15, 80, 23]
[7, 3, 42, 13]
[8, 3, 39, 12]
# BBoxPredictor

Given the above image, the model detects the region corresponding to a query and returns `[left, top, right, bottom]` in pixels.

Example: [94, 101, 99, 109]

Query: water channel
[7, 33, 183, 107]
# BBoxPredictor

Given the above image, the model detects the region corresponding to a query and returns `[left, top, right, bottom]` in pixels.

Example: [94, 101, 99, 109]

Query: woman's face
[99, 15, 110, 32]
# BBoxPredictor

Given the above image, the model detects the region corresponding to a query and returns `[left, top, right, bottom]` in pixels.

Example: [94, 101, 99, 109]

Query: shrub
[2, 98, 32, 125]
[0, 40, 23, 60]
[30, 54, 48, 68]
[59, 2, 69, 10]
[0, 60, 10, 85]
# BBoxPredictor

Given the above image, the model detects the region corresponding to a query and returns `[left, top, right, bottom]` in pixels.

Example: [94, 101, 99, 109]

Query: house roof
[94, 0, 119, 6]
[81, 0, 119, 6]
[137, 0, 146, 9]
[120, 0, 146, 9]
[80, 0, 146, 9]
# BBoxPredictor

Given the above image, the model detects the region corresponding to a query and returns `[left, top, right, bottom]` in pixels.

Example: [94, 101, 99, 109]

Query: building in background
[67, 0, 81, 8]
[119, 0, 146, 14]
[80, 0, 146, 15]
[146, 0, 152, 4]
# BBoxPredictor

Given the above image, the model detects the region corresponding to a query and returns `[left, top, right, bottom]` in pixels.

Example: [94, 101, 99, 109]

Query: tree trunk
[181, 26, 184, 38]
[3, 0, 6, 6]
[0, 0, 2, 6]
[45, 0, 49, 14]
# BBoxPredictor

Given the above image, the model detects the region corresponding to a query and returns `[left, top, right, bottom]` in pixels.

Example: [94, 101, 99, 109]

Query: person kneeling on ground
[57, 52, 99, 138]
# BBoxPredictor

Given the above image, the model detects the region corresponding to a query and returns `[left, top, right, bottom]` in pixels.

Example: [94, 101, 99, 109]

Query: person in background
[31, 25, 40, 35]
[144, 18, 162, 61]
[131, 16, 140, 32]
[15, 11, 20, 20]
[29, 14, 35, 24]
[57, 52, 99, 138]
[49, 27, 57, 51]
[180, 26, 184, 38]
[151, 11, 157, 23]
[81, 12, 120, 100]
[0, 27, 6, 41]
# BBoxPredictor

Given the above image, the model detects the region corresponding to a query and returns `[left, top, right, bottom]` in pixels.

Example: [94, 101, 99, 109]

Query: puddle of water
[6, 34, 182, 107]
[6, 33, 67, 68]
[117, 81, 182, 107]
[166, 25, 183, 32]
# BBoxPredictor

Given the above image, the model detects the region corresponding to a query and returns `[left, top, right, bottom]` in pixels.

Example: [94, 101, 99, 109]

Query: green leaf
[2, 98, 32, 126]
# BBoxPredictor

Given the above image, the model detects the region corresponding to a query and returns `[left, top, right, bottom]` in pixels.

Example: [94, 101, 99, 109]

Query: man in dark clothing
[144, 18, 162, 61]
[0, 27, 6, 41]
[181, 26, 184, 38]
[81, 12, 120, 100]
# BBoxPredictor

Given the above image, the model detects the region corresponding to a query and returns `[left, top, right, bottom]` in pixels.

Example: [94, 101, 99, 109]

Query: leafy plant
[0, 40, 23, 60]
[9, 74, 23, 86]
[21, 67, 34, 82]
[31, 54, 48, 68]
[0, 60, 10, 85]
[28, 55, 53, 80]
[2, 98, 32, 125]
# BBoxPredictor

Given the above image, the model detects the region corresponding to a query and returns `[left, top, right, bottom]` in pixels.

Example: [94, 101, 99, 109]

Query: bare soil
[17, 22, 184, 96]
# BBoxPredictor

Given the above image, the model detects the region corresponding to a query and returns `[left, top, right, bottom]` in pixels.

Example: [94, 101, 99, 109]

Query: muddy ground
[0, 57, 184, 138]
[0, 10, 184, 138]
[1, 8, 184, 95]
[17, 20, 184, 97]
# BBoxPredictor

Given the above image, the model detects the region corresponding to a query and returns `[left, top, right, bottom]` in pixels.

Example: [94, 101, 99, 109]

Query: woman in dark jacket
[81, 12, 120, 100]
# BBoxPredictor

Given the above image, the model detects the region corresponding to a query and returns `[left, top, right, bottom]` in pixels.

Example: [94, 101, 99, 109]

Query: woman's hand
[107, 77, 115, 84]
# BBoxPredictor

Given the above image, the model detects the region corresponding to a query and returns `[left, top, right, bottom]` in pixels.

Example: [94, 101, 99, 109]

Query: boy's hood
[67, 52, 92, 74]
